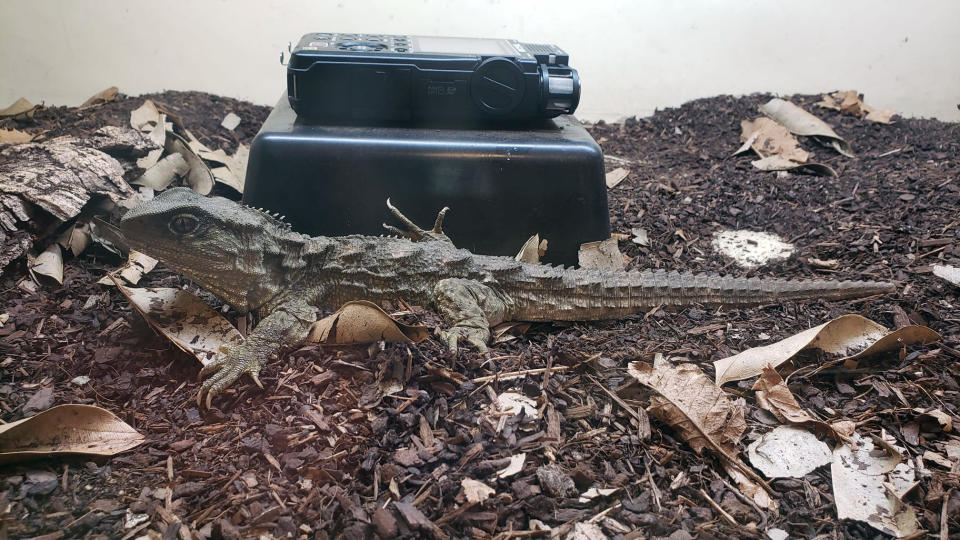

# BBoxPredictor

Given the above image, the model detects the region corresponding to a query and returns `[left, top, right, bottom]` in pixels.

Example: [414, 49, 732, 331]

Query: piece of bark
[0, 132, 136, 221]
[394, 502, 448, 539]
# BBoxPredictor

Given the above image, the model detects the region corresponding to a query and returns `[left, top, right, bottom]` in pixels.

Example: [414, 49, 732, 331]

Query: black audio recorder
[286, 33, 580, 122]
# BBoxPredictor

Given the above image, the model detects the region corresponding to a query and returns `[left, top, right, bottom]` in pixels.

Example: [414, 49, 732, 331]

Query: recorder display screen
[414, 36, 517, 56]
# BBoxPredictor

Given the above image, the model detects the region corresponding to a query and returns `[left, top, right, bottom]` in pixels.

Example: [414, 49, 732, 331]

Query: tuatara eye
[168, 213, 200, 235]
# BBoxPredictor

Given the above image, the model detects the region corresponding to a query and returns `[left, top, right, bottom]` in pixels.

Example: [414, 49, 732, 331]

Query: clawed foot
[196, 347, 264, 408]
[383, 199, 452, 244]
[441, 325, 490, 354]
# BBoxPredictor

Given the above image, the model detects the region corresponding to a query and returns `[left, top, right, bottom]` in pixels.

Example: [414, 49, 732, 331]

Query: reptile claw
[195, 348, 264, 408]
[441, 326, 490, 355]
[384, 199, 453, 244]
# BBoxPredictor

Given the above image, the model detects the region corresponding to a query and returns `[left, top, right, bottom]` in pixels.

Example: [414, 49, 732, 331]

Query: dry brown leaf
[496, 453, 526, 478]
[113, 279, 244, 366]
[0, 128, 33, 144]
[752, 366, 852, 443]
[817, 91, 896, 124]
[491, 321, 530, 344]
[80, 86, 119, 109]
[605, 167, 629, 188]
[29, 243, 63, 285]
[760, 98, 854, 157]
[913, 408, 952, 433]
[713, 315, 940, 385]
[627, 357, 772, 502]
[578, 238, 625, 271]
[0, 404, 144, 465]
[739, 117, 810, 163]
[0, 97, 38, 119]
[515, 234, 547, 263]
[307, 300, 428, 345]
[199, 144, 248, 193]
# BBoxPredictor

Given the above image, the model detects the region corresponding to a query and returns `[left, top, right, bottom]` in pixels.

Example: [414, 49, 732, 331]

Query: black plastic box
[243, 97, 609, 265]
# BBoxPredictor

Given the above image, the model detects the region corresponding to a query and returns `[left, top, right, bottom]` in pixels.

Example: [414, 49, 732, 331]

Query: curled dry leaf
[306, 300, 428, 345]
[199, 144, 249, 194]
[747, 425, 832, 479]
[752, 366, 852, 443]
[832, 433, 919, 537]
[99, 250, 158, 286]
[491, 321, 530, 344]
[578, 237, 625, 271]
[461, 478, 496, 504]
[713, 314, 940, 385]
[0, 404, 144, 465]
[29, 243, 63, 285]
[132, 152, 189, 191]
[113, 279, 244, 366]
[165, 132, 214, 195]
[605, 167, 629, 188]
[759, 98, 854, 157]
[58, 221, 91, 257]
[515, 234, 548, 263]
[627, 357, 772, 504]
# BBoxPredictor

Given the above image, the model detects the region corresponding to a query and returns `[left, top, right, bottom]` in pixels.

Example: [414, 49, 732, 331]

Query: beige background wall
[1, 0, 958, 122]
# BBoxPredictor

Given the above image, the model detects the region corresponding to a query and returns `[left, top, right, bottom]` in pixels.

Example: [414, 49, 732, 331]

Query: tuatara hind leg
[434, 278, 512, 353]
[197, 300, 316, 408]
[382, 199, 453, 245]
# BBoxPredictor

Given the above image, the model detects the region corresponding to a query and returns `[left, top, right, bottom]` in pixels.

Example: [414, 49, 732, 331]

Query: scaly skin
[120, 188, 895, 407]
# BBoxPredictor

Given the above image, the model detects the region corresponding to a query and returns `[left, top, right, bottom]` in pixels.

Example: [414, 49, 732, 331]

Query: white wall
[1, 0, 958, 122]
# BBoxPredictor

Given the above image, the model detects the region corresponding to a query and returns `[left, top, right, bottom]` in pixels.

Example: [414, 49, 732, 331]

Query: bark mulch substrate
[1, 91, 958, 539]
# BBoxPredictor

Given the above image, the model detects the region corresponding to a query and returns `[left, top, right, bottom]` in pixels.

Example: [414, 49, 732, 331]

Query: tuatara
[120, 188, 894, 406]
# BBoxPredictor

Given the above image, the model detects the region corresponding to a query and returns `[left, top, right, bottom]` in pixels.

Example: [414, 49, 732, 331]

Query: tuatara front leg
[197, 299, 316, 408]
[383, 199, 453, 245]
[434, 278, 512, 353]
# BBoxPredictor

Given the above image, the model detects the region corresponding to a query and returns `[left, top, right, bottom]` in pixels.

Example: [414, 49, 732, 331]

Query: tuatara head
[120, 187, 296, 310]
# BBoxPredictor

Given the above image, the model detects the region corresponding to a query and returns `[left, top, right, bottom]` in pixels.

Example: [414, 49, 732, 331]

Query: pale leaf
[605, 167, 629, 188]
[713, 314, 940, 385]
[832, 433, 919, 537]
[306, 300, 428, 345]
[578, 238, 625, 271]
[932, 264, 960, 287]
[496, 392, 539, 419]
[461, 478, 495, 504]
[30, 243, 63, 285]
[497, 453, 526, 478]
[759, 98, 854, 157]
[515, 234, 544, 263]
[739, 117, 810, 163]
[747, 425, 832, 478]
[132, 153, 189, 191]
[0, 404, 144, 465]
[113, 280, 244, 366]
[0, 97, 37, 119]
[0, 128, 33, 144]
[80, 86, 119, 108]
[99, 250, 157, 286]
[165, 132, 213, 195]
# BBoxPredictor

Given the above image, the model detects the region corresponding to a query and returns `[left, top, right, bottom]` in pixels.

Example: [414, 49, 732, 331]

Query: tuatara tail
[507, 267, 896, 321]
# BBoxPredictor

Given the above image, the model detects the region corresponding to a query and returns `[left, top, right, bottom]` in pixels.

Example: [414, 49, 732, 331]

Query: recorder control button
[336, 41, 388, 52]
[471, 57, 525, 115]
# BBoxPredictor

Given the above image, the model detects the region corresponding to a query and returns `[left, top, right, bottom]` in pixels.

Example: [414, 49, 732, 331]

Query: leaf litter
[1, 90, 957, 538]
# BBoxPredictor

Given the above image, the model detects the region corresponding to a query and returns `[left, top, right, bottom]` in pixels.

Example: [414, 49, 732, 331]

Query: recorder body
[286, 33, 580, 122]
